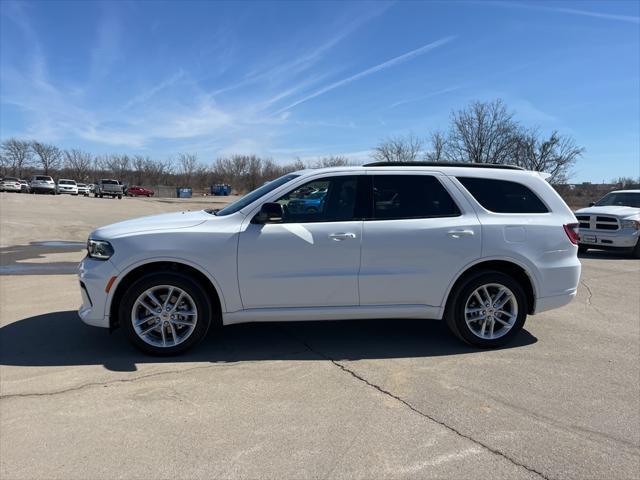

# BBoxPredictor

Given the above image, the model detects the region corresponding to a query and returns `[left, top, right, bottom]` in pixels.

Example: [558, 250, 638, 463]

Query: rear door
[359, 172, 481, 308]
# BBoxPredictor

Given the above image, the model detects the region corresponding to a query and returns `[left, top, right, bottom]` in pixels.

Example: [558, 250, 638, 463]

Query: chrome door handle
[328, 232, 357, 241]
[447, 229, 475, 238]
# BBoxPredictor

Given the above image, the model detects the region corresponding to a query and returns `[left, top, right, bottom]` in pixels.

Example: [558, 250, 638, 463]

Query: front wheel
[445, 271, 527, 348]
[632, 239, 640, 259]
[119, 271, 213, 355]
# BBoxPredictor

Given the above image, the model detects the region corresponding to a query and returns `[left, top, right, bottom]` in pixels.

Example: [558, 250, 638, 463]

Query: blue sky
[1, 0, 638, 182]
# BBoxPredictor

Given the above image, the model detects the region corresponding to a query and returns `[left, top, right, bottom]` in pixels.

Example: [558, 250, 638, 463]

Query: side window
[275, 176, 359, 223]
[372, 175, 460, 220]
[457, 177, 549, 213]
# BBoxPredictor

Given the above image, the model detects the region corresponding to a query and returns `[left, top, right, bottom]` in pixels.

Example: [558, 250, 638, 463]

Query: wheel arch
[108, 259, 225, 330]
[444, 258, 538, 315]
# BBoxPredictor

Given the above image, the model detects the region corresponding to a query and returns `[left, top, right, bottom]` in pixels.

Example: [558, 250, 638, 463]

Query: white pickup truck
[576, 189, 640, 258]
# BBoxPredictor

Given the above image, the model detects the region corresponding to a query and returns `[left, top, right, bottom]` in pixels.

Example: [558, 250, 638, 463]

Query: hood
[92, 210, 211, 239]
[575, 205, 640, 218]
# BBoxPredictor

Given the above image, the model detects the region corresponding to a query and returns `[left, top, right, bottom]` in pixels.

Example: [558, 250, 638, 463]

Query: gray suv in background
[95, 179, 124, 199]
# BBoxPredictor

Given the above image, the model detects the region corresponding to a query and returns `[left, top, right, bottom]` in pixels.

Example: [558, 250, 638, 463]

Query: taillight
[563, 223, 579, 245]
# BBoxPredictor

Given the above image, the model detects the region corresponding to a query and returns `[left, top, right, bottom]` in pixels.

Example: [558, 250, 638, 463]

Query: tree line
[1, 99, 585, 192]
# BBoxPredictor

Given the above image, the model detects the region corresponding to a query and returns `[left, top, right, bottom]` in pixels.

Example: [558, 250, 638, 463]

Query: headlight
[87, 239, 114, 260]
[621, 219, 640, 230]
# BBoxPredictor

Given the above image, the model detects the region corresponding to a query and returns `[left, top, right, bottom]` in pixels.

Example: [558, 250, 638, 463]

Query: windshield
[214, 174, 300, 216]
[595, 192, 640, 208]
[59, 180, 75, 185]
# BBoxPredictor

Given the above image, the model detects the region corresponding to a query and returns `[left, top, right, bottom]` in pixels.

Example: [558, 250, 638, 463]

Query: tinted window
[216, 174, 299, 216]
[372, 175, 460, 220]
[457, 177, 548, 213]
[101, 179, 119, 185]
[35, 176, 52, 181]
[276, 176, 361, 223]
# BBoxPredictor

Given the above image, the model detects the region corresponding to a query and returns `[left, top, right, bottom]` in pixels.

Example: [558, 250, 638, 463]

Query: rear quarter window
[457, 177, 549, 213]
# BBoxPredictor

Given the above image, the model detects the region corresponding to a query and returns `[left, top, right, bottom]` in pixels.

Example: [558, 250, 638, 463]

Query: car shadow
[0, 241, 85, 275]
[0, 310, 537, 372]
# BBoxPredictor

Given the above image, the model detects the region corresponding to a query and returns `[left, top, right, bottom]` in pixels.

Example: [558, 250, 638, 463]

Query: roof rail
[363, 161, 524, 170]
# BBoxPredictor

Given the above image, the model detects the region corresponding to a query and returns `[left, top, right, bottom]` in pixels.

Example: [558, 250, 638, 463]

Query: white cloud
[274, 36, 456, 114]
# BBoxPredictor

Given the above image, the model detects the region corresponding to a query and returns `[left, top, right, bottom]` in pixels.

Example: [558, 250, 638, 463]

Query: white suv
[78, 163, 581, 355]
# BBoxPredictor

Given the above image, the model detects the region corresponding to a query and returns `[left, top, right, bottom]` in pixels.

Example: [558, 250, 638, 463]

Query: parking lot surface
[1, 192, 639, 479]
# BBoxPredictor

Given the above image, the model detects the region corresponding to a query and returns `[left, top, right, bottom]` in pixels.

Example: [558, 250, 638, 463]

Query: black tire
[118, 194, 122, 199]
[99, 194, 103, 198]
[444, 270, 528, 348]
[578, 245, 589, 254]
[120, 271, 213, 355]
[632, 239, 640, 259]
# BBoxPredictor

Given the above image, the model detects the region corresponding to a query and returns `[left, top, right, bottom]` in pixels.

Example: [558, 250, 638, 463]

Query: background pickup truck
[95, 179, 124, 199]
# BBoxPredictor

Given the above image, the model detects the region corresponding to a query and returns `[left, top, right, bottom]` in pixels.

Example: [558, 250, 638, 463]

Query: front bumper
[1, 185, 21, 192]
[78, 256, 119, 328]
[578, 229, 639, 249]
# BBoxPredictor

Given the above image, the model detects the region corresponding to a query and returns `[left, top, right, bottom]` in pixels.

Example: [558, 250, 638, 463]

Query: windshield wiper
[204, 208, 220, 215]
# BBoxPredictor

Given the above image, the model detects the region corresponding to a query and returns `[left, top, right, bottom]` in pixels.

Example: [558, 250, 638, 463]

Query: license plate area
[581, 234, 596, 243]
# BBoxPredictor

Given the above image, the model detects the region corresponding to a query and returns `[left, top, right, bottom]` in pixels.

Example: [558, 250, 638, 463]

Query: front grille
[576, 215, 590, 229]
[578, 215, 619, 231]
[595, 216, 618, 230]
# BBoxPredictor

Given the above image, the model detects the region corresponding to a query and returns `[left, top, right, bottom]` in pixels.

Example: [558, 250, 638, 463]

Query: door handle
[328, 232, 357, 241]
[447, 229, 475, 238]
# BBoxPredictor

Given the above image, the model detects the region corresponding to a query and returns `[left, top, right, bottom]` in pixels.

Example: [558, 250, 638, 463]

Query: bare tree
[31, 141, 62, 175]
[372, 134, 423, 162]
[446, 99, 519, 164]
[424, 131, 447, 162]
[177, 153, 198, 185]
[64, 149, 93, 181]
[311, 155, 352, 168]
[513, 130, 584, 184]
[1, 138, 32, 177]
[99, 154, 130, 180]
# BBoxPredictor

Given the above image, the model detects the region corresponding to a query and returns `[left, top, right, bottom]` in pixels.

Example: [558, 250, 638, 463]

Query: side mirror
[589, 202, 595, 207]
[252, 202, 283, 224]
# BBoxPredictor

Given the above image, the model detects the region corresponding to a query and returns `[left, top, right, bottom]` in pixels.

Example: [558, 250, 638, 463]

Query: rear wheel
[632, 239, 640, 259]
[578, 245, 589, 254]
[118, 194, 122, 199]
[445, 271, 527, 348]
[120, 271, 213, 355]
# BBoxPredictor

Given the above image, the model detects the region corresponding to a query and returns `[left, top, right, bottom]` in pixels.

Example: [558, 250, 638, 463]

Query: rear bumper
[534, 290, 577, 314]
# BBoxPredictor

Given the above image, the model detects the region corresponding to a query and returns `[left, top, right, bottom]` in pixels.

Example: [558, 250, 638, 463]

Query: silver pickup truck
[95, 179, 124, 199]
[576, 189, 640, 258]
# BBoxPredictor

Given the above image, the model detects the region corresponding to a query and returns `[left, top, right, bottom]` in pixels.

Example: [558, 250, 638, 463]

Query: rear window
[457, 177, 548, 213]
[59, 180, 75, 185]
[372, 175, 460, 220]
[3, 177, 18, 181]
[35, 176, 52, 181]
[101, 180, 119, 185]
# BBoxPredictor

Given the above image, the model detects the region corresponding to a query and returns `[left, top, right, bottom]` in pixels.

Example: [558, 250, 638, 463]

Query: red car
[127, 185, 154, 197]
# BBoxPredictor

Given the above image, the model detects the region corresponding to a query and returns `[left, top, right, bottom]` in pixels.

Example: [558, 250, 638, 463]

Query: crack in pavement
[286, 333, 552, 480]
[580, 279, 608, 318]
[0, 364, 223, 400]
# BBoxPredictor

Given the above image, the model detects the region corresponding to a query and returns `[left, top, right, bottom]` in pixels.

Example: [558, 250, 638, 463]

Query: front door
[238, 174, 365, 309]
